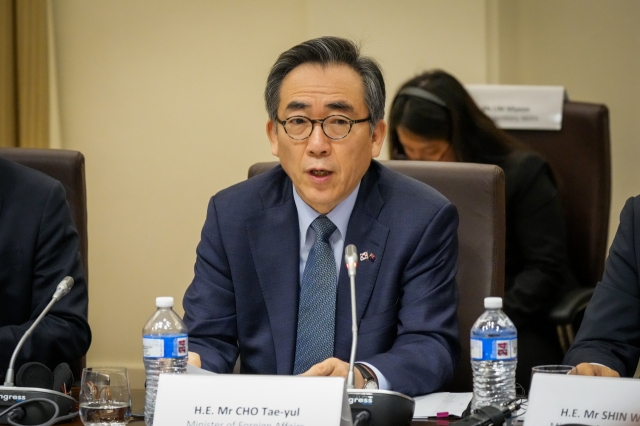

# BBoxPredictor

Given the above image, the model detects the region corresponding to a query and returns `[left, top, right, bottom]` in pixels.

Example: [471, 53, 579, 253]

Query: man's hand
[187, 351, 202, 368]
[570, 363, 620, 377]
[300, 357, 365, 388]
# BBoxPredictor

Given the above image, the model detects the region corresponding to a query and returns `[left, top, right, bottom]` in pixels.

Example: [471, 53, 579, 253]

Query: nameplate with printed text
[526, 373, 640, 425]
[153, 374, 353, 426]
[466, 84, 565, 130]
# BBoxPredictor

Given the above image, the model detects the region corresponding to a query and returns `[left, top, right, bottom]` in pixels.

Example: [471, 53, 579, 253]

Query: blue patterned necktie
[293, 215, 338, 374]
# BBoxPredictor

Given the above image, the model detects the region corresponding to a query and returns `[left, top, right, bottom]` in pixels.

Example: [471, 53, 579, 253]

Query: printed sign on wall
[466, 85, 565, 130]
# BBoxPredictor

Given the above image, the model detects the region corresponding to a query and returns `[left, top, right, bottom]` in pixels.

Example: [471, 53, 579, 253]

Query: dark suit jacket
[500, 152, 578, 388]
[500, 152, 577, 327]
[183, 160, 460, 396]
[564, 195, 640, 376]
[0, 157, 91, 381]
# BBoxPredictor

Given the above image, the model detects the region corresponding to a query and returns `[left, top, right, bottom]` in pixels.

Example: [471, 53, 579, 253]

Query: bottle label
[143, 334, 188, 358]
[470, 337, 517, 360]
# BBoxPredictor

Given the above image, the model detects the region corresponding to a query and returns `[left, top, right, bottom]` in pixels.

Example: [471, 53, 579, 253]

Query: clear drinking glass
[79, 367, 132, 425]
[530, 364, 574, 389]
[531, 364, 574, 376]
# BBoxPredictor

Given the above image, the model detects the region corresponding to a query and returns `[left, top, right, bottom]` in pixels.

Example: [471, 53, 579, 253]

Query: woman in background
[388, 70, 577, 390]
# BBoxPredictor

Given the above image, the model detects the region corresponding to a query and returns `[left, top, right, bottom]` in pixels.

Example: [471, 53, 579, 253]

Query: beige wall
[492, 0, 640, 242]
[50, 0, 640, 387]
[51, 0, 302, 387]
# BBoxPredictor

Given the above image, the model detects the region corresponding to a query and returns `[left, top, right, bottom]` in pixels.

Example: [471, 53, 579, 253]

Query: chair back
[0, 147, 88, 377]
[506, 101, 611, 290]
[248, 160, 506, 392]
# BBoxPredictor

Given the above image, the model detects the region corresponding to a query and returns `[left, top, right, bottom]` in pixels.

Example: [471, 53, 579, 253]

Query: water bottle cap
[484, 297, 503, 309]
[156, 297, 174, 308]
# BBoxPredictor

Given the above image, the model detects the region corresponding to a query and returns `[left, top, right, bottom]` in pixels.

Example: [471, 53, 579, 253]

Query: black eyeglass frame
[277, 114, 371, 140]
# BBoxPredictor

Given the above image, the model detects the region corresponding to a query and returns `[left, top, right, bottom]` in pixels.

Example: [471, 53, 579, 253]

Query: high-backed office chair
[506, 100, 611, 352]
[0, 147, 88, 379]
[248, 160, 506, 392]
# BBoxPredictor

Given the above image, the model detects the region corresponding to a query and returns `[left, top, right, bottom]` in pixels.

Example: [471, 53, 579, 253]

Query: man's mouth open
[309, 169, 332, 177]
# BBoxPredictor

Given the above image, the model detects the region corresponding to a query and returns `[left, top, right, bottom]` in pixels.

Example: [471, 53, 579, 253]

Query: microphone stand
[0, 277, 77, 426]
[346, 248, 358, 390]
[343, 246, 415, 426]
[4, 277, 74, 387]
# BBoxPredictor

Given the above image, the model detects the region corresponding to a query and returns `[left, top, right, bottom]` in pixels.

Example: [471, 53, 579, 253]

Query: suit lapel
[247, 169, 300, 374]
[335, 164, 389, 359]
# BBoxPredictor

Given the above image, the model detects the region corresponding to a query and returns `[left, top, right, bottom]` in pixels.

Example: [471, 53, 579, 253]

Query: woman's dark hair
[388, 69, 523, 163]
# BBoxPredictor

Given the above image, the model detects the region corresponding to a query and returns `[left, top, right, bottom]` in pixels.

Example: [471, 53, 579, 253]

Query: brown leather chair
[0, 147, 88, 379]
[248, 160, 506, 392]
[506, 100, 611, 352]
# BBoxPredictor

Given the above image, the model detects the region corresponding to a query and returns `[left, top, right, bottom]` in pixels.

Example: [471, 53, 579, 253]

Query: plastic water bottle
[142, 297, 188, 426]
[470, 297, 517, 412]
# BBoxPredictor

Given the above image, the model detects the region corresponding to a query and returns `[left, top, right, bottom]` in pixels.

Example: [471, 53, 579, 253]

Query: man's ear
[371, 119, 386, 158]
[266, 120, 279, 157]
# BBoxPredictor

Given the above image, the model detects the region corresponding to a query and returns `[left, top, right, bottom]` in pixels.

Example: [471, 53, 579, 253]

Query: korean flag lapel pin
[360, 251, 376, 263]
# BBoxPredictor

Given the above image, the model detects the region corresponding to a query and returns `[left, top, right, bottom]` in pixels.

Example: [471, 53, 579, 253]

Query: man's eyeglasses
[277, 115, 371, 140]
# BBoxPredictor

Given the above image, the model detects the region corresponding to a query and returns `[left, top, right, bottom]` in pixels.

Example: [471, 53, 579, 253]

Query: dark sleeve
[364, 202, 460, 396]
[182, 197, 239, 373]
[563, 196, 640, 376]
[0, 181, 91, 372]
[502, 156, 572, 327]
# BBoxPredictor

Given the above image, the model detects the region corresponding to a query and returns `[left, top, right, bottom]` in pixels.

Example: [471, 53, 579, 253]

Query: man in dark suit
[183, 37, 460, 396]
[0, 156, 91, 383]
[564, 195, 640, 377]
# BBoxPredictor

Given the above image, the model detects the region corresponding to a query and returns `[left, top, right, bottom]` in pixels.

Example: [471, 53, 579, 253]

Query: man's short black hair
[265, 36, 385, 132]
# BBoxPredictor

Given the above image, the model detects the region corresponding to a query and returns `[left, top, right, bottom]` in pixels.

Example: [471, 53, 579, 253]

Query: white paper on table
[186, 363, 215, 374]
[412, 392, 472, 419]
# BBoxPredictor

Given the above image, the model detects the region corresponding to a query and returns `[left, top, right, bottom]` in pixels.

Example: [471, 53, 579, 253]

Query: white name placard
[153, 374, 353, 426]
[526, 373, 640, 425]
[466, 84, 565, 130]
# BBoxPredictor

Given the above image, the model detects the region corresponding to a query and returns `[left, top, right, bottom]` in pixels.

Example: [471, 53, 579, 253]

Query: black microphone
[344, 245, 415, 426]
[0, 277, 77, 425]
[450, 401, 520, 426]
